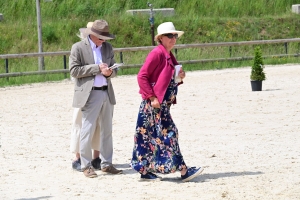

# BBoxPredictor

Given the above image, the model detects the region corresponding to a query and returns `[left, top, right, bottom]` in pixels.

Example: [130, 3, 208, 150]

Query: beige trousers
[80, 90, 114, 169]
[70, 108, 100, 154]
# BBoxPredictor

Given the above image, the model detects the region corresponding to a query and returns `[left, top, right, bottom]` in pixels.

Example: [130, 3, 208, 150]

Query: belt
[92, 86, 108, 91]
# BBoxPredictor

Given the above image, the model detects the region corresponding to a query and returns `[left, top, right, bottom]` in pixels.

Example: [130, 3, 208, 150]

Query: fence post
[120, 52, 123, 63]
[5, 59, 8, 81]
[5, 59, 8, 73]
[63, 55, 67, 78]
[36, 0, 45, 71]
[284, 42, 288, 54]
[148, 2, 155, 46]
[229, 46, 232, 57]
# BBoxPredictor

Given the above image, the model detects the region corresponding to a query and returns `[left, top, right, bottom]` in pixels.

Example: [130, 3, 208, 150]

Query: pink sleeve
[137, 51, 161, 99]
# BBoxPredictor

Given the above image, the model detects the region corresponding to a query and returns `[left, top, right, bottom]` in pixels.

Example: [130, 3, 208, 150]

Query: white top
[88, 36, 107, 87]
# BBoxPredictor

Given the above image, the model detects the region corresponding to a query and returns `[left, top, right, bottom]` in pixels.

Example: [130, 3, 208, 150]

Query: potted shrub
[250, 46, 266, 91]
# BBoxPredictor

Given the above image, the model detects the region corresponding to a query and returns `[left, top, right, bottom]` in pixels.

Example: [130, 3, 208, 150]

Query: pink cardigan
[137, 44, 182, 103]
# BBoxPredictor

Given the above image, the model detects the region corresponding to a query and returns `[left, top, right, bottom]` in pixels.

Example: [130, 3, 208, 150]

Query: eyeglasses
[162, 33, 178, 39]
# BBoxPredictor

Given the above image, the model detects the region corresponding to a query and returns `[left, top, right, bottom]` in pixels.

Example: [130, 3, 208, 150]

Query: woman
[131, 22, 204, 182]
[70, 22, 101, 172]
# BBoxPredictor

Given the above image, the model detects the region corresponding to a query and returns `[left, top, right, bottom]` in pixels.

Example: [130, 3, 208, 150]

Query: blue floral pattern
[131, 76, 187, 174]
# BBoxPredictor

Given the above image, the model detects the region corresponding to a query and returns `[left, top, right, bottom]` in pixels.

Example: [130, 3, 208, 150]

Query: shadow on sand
[15, 196, 53, 200]
[161, 171, 264, 183]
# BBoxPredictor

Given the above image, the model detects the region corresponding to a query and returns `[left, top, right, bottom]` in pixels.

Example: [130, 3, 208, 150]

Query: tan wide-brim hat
[154, 22, 184, 41]
[79, 22, 93, 38]
[85, 19, 115, 40]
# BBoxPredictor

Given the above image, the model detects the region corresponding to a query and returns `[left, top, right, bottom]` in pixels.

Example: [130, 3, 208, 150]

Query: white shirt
[88, 36, 107, 87]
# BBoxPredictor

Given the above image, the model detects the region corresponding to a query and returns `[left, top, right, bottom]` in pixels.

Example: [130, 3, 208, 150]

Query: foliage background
[1, 0, 300, 52]
[0, 0, 300, 86]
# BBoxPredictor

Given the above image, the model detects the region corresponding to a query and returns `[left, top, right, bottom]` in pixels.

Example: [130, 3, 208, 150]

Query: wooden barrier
[1, 38, 300, 78]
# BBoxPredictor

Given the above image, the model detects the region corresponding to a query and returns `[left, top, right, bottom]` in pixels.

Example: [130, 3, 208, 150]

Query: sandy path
[0, 64, 299, 200]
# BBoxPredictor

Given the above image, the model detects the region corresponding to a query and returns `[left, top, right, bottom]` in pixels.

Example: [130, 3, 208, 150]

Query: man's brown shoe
[83, 167, 97, 178]
[101, 165, 122, 174]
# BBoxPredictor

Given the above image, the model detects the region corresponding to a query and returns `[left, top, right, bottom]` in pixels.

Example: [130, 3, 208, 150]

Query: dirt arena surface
[0, 64, 299, 200]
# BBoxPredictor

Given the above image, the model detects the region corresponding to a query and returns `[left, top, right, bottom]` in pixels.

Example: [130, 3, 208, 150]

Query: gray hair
[76, 32, 86, 41]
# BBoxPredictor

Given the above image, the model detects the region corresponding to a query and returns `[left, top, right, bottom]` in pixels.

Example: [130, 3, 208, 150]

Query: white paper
[174, 65, 182, 83]
[109, 63, 124, 69]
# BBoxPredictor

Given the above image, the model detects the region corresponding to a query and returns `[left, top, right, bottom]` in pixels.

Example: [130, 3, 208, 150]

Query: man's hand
[99, 63, 113, 77]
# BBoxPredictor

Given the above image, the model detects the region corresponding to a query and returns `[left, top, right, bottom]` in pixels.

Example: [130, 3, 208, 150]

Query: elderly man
[69, 19, 122, 178]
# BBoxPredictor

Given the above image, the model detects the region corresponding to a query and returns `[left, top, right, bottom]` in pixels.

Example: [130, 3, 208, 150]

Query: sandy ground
[0, 64, 299, 200]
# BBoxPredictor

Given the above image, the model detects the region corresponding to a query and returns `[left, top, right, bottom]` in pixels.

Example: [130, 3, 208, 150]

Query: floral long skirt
[131, 99, 186, 174]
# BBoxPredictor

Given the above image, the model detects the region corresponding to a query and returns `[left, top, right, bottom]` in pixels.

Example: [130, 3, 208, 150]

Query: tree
[250, 46, 266, 81]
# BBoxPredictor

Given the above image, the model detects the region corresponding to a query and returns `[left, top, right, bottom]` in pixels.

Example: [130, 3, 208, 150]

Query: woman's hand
[150, 97, 160, 108]
[178, 68, 186, 80]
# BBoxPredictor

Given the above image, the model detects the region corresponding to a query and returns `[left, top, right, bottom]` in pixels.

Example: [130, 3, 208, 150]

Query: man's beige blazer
[69, 37, 117, 108]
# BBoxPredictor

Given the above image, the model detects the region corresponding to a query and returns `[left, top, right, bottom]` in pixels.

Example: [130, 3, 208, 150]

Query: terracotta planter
[251, 80, 262, 91]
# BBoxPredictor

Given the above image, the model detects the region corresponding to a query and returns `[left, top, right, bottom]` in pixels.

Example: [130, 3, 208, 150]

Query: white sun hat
[79, 22, 93, 36]
[154, 22, 184, 41]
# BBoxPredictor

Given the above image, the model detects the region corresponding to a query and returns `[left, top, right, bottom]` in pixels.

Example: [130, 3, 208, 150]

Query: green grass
[1, 0, 300, 86]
